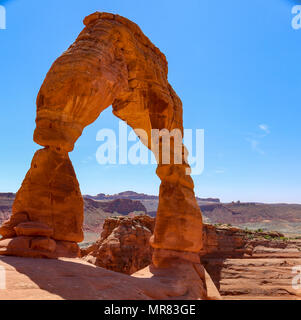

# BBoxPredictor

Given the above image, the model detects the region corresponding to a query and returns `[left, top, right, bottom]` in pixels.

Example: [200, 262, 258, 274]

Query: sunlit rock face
[11, 148, 84, 243]
[0, 12, 203, 262]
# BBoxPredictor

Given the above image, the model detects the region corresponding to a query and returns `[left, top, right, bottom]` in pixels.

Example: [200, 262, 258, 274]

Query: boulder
[82, 215, 154, 274]
[0, 237, 79, 259]
[0, 212, 29, 238]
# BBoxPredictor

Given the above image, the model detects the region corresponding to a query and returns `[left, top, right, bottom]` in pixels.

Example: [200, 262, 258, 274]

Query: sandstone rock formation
[82, 215, 154, 274]
[0, 11, 209, 298]
[0, 148, 83, 258]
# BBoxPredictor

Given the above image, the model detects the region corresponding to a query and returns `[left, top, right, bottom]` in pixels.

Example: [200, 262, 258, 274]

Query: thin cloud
[246, 138, 258, 151]
[259, 124, 270, 135]
[246, 138, 265, 155]
[214, 169, 225, 174]
[246, 124, 270, 154]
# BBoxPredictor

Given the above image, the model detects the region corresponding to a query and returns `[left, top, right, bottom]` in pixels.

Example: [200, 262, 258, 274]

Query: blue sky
[0, 0, 300, 203]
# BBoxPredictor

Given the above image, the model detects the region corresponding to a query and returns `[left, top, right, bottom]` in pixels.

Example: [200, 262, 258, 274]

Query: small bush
[263, 235, 272, 240]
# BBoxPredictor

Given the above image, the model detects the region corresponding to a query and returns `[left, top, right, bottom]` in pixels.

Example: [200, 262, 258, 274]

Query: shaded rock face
[82, 215, 154, 274]
[0, 12, 203, 261]
[82, 216, 301, 299]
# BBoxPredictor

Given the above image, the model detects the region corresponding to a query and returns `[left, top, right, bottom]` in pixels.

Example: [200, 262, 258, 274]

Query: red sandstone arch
[0, 12, 203, 266]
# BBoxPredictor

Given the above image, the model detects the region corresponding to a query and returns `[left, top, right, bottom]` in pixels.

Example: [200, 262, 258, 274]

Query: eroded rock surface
[82, 215, 154, 274]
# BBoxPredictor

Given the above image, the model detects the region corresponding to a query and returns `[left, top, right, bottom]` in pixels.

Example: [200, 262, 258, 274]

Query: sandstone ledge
[0, 256, 148, 300]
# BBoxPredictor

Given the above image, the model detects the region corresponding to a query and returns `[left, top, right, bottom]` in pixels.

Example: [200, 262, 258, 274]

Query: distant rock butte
[84, 191, 220, 203]
[92, 198, 147, 215]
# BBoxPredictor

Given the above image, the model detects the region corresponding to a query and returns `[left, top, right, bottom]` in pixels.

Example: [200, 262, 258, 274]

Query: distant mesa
[84, 191, 220, 203]
[2, 192, 301, 236]
[0, 193, 15, 198]
[84, 198, 147, 215]
[84, 191, 159, 201]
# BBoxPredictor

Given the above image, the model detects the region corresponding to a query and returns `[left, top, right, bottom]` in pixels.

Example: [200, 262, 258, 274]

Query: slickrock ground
[0, 256, 218, 300]
[200, 225, 301, 300]
[81, 215, 301, 300]
[209, 258, 301, 300]
[0, 256, 151, 300]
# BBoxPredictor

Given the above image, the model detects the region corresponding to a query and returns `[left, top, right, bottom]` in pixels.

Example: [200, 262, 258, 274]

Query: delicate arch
[0, 12, 203, 265]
